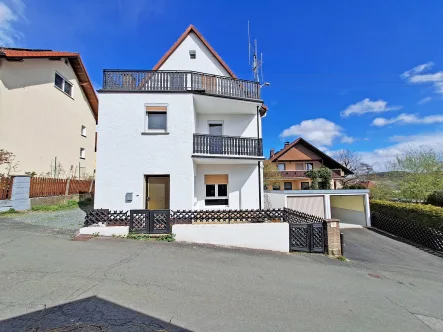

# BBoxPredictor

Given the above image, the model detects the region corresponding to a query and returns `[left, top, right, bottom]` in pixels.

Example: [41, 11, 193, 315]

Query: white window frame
[205, 183, 229, 206]
[80, 148, 85, 159]
[81, 125, 87, 137]
[305, 162, 314, 170]
[54, 72, 74, 98]
[208, 120, 224, 135]
[144, 104, 168, 133]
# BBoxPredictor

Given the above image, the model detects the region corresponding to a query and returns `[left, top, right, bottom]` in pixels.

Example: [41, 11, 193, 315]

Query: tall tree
[263, 160, 283, 189]
[333, 149, 374, 186]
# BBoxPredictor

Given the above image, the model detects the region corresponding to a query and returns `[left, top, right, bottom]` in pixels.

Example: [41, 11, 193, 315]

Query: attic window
[189, 50, 196, 59]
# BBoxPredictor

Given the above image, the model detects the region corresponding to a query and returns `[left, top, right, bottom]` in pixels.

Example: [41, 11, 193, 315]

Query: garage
[264, 189, 371, 228]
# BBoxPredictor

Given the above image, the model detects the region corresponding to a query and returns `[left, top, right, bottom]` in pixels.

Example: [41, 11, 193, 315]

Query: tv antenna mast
[248, 21, 269, 88]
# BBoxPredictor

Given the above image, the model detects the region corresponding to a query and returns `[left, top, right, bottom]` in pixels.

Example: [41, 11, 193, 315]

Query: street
[0, 211, 442, 331]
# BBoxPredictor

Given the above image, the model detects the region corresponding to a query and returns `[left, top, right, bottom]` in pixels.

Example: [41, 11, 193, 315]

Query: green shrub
[371, 200, 443, 229]
[427, 191, 443, 207]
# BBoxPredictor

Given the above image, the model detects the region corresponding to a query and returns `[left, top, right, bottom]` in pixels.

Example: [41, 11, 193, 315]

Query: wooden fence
[29, 177, 94, 198]
[0, 177, 13, 200]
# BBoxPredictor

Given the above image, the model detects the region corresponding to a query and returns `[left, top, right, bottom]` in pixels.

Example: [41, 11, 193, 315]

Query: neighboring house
[268, 138, 353, 190]
[0, 48, 98, 178]
[94, 25, 267, 211]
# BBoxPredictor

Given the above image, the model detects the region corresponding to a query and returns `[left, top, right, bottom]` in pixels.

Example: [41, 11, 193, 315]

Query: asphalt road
[0, 211, 443, 331]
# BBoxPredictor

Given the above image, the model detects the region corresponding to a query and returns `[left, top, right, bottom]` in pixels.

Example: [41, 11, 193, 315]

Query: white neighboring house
[95, 25, 267, 211]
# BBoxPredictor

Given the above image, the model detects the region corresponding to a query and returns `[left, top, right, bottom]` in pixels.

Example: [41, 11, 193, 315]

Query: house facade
[94, 25, 267, 211]
[268, 138, 352, 190]
[0, 48, 98, 178]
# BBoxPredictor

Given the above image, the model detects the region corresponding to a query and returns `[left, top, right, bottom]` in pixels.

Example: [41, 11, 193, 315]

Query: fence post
[10, 175, 31, 211]
[88, 180, 94, 193]
[65, 179, 71, 196]
[323, 218, 342, 257]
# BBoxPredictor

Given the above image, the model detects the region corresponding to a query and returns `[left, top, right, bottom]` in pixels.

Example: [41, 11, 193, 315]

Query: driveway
[0, 212, 443, 331]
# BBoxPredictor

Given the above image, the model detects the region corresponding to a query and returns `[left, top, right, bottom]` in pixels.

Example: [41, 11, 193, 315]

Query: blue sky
[2, 0, 443, 169]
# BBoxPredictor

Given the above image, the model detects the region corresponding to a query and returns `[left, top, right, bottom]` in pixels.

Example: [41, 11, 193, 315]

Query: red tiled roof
[0, 48, 98, 122]
[152, 24, 237, 78]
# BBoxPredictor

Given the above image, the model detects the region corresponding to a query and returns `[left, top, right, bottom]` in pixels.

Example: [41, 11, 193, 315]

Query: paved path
[0, 213, 443, 331]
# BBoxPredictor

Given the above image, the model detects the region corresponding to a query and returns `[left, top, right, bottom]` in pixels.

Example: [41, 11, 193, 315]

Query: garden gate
[129, 209, 170, 234]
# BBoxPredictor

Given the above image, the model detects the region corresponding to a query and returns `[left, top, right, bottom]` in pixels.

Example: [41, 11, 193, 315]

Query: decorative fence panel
[0, 177, 13, 200]
[372, 211, 443, 252]
[30, 177, 67, 197]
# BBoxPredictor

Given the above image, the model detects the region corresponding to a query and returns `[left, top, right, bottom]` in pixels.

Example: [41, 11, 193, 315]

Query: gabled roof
[152, 24, 237, 78]
[0, 47, 98, 122]
[269, 137, 353, 175]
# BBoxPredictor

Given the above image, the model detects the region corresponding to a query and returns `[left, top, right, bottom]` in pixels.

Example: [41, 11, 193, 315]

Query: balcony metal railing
[193, 134, 263, 157]
[102, 70, 261, 100]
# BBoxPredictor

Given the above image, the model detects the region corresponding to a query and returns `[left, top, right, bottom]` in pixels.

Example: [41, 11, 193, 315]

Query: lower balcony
[193, 134, 263, 158]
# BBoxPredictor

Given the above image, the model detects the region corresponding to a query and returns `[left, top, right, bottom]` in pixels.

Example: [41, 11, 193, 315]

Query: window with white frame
[81, 125, 86, 137]
[145, 105, 167, 132]
[54, 73, 73, 97]
[305, 163, 314, 171]
[189, 50, 196, 59]
[80, 148, 85, 159]
[204, 174, 228, 206]
[277, 163, 285, 171]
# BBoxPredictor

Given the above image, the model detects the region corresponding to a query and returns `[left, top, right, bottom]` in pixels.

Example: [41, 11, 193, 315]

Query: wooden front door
[146, 176, 170, 210]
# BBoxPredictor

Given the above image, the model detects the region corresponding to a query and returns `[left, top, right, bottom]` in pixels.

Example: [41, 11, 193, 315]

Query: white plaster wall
[195, 113, 257, 137]
[95, 93, 195, 211]
[0, 58, 96, 176]
[158, 32, 230, 77]
[264, 192, 285, 209]
[173, 223, 289, 252]
[195, 164, 259, 209]
[79, 226, 129, 237]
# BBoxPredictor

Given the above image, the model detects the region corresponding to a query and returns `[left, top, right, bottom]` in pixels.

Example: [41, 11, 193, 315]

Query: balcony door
[208, 123, 223, 154]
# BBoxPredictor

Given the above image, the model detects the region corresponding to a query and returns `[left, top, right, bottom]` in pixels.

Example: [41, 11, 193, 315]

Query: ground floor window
[284, 182, 292, 190]
[301, 182, 310, 190]
[272, 183, 280, 190]
[204, 174, 228, 206]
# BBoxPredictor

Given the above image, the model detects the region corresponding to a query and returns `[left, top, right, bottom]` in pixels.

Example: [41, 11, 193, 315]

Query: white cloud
[363, 137, 370, 141]
[372, 113, 443, 127]
[0, 0, 26, 46]
[341, 98, 402, 117]
[400, 62, 434, 79]
[417, 97, 432, 105]
[401, 62, 443, 95]
[359, 132, 443, 170]
[341, 135, 355, 144]
[279, 118, 355, 146]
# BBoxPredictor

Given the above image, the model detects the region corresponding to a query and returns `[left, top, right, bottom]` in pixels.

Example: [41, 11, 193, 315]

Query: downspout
[257, 105, 262, 210]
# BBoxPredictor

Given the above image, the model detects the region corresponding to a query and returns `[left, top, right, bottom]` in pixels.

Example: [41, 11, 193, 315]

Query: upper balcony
[102, 70, 261, 101]
[193, 134, 263, 158]
[280, 169, 344, 178]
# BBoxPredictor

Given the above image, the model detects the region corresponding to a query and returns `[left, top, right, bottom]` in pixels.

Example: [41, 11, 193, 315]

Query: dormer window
[189, 50, 196, 59]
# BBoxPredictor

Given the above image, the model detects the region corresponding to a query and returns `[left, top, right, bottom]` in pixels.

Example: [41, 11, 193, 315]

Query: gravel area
[0, 206, 88, 231]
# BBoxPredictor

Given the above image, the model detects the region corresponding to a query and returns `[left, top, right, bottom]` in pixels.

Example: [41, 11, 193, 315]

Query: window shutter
[205, 174, 228, 185]
[146, 106, 167, 112]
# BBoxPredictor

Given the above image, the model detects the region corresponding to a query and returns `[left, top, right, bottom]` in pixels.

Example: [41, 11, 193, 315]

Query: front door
[146, 176, 170, 210]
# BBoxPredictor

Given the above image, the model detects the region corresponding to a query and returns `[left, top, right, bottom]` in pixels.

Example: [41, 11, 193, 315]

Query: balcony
[281, 169, 343, 178]
[193, 134, 263, 157]
[102, 70, 261, 101]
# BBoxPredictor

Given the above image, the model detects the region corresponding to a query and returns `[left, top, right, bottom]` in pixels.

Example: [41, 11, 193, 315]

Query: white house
[94, 25, 267, 211]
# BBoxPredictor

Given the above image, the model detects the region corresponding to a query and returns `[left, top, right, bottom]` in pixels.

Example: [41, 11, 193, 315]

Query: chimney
[284, 142, 290, 147]
[270, 148, 275, 158]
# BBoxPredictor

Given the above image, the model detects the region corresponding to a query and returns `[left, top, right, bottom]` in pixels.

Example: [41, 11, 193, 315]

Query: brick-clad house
[268, 137, 353, 190]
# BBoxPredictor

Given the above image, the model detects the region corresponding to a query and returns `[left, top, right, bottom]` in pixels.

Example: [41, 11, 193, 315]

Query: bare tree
[0, 149, 19, 177]
[333, 149, 374, 186]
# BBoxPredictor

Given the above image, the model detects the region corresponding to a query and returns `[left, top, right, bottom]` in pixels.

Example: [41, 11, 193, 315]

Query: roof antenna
[248, 21, 269, 88]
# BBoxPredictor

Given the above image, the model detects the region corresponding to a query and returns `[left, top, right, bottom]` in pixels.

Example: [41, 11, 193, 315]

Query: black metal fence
[371, 211, 443, 252]
[193, 134, 263, 157]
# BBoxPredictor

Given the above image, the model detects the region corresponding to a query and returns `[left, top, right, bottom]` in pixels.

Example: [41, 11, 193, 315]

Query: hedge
[371, 200, 443, 229]
[427, 191, 443, 208]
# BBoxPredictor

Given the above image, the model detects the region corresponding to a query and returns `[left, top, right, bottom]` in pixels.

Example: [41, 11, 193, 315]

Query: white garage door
[287, 196, 325, 218]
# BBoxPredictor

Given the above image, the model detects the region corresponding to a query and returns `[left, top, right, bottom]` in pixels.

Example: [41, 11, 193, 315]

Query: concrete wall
[0, 58, 96, 176]
[194, 164, 259, 209]
[173, 223, 289, 252]
[0, 176, 31, 211]
[158, 32, 231, 77]
[195, 113, 257, 137]
[95, 93, 195, 211]
[264, 192, 285, 209]
[287, 196, 325, 218]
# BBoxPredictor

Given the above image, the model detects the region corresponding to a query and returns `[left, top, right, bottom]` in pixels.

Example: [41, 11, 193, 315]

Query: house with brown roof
[268, 138, 353, 190]
[0, 47, 98, 178]
[94, 25, 267, 211]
